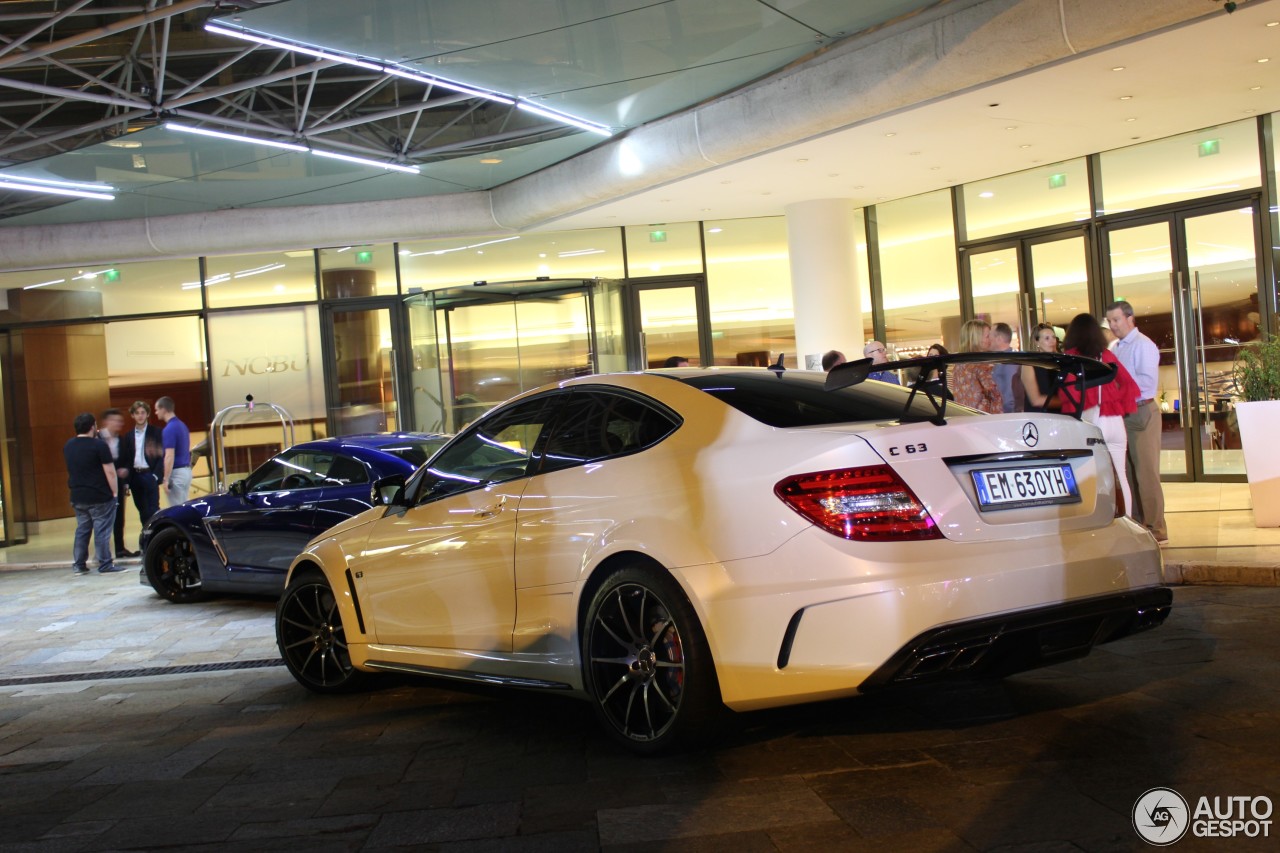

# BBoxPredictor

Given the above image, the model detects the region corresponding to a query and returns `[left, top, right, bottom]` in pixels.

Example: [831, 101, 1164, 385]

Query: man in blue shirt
[155, 396, 192, 506]
[1106, 300, 1166, 545]
[863, 341, 900, 384]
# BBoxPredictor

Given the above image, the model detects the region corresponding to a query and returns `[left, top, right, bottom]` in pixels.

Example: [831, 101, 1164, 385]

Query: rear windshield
[677, 372, 980, 428]
[378, 437, 450, 467]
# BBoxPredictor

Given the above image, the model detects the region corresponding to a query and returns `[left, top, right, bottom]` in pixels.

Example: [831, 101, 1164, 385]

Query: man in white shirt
[1105, 300, 1167, 545]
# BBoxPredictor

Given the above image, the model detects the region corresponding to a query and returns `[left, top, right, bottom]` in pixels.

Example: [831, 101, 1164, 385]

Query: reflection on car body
[140, 432, 449, 603]
[274, 361, 1170, 753]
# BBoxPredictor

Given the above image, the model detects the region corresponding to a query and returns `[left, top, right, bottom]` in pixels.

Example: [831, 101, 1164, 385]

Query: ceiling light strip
[166, 122, 308, 151]
[312, 149, 420, 174]
[516, 102, 613, 137]
[206, 22, 513, 104]
[22, 278, 67, 290]
[0, 179, 114, 200]
[165, 122, 418, 173]
[205, 20, 613, 135]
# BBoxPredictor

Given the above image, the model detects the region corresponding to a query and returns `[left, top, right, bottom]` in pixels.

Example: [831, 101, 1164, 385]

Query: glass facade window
[624, 222, 703, 276]
[0, 258, 202, 324]
[206, 306, 327, 480]
[1100, 119, 1260, 214]
[703, 217, 794, 365]
[962, 159, 1090, 240]
[399, 228, 624, 292]
[203, 250, 318, 308]
[319, 244, 398, 297]
[875, 190, 960, 358]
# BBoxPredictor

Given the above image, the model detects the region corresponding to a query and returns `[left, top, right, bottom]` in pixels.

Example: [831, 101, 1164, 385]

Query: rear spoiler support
[824, 352, 1116, 424]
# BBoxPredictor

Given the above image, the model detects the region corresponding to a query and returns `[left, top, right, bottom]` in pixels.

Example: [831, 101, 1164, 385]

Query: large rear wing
[824, 352, 1116, 424]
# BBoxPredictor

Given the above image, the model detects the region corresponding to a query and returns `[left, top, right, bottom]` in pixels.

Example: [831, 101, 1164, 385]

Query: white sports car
[276, 355, 1169, 752]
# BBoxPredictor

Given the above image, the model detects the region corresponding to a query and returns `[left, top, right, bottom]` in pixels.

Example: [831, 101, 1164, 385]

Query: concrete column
[785, 199, 863, 370]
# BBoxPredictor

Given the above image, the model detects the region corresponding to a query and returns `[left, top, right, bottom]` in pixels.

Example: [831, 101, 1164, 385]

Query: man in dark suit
[116, 400, 164, 547]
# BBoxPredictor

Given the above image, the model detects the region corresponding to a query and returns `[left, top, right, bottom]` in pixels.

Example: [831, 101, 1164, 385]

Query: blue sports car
[140, 433, 449, 602]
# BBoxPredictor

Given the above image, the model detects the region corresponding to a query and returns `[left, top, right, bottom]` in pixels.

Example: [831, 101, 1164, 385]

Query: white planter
[1235, 400, 1280, 527]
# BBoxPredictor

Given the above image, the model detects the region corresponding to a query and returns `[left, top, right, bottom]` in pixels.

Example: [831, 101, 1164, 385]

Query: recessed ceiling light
[853, 185, 864, 190]
[979, 191, 995, 198]
[909, 151, 921, 156]
[885, 132, 896, 138]
[1251, 85, 1263, 91]
[761, 191, 772, 196]
[1259, 58, 1271, 63]
[1020, 144, 1031, 149]
[1112, 66, 1125, 72]
[1005, 126, 1017, 131]
[827, 173, 840, 178]
[1119, 95, 1133, 101]
[479, 157, 502, 164]
[701, 208, 711, 212]
[1268, 21, 1279, 27]
[720, 180, 732, 185]
[930, 166, 941, 170]
[795, 158, 809, 163]
[1245, 108, 1258, 114]
[707, 227, 723, 233]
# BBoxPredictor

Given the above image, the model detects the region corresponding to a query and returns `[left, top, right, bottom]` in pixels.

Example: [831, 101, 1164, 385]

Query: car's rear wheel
[583, 564, 721, 754]
[143, 527, 206, 603]
[276, 572, 370, 694]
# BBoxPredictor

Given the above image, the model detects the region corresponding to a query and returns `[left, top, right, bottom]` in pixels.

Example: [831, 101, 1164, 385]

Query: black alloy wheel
[143, 527, 207, 603]
[276, 572, 369, 694]
[583, 565, 721, 753]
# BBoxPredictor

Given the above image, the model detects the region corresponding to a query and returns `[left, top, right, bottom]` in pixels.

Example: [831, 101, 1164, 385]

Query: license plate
[971, 464, 1080, 510]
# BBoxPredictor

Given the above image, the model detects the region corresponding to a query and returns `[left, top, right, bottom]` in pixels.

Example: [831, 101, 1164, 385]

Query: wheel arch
[575, 550, 722, 696]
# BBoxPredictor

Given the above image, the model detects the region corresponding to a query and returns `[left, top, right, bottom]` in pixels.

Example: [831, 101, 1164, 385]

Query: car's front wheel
[276, 571, 370, 694]
[143, 527, 206, 603]
[582, 564, 721, 754]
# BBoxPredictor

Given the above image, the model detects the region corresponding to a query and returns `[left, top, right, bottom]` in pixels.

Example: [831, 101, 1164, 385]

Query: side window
[324, 453, 369, 485]
[245, 450, 351, 492]
[541, 391, 679, 474]
[416, 396, 560, 503]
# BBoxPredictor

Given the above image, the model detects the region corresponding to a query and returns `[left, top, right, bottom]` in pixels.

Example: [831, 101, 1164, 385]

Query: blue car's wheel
[143, 527, 207, 603]
[276, 572, 370, 694]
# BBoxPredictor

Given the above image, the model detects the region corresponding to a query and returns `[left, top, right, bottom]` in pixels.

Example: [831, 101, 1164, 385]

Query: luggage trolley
[206, 395, 294, 493]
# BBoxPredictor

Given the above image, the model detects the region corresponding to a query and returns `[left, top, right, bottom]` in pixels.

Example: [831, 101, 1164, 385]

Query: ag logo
[1133, 787, 1190, 845]
[1021, 422, 1040, 447]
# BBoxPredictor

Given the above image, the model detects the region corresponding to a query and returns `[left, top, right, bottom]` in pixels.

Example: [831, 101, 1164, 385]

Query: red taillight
[775, 465, 942, 541]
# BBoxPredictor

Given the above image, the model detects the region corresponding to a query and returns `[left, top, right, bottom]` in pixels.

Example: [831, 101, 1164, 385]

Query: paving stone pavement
[1, 566, 1278, 851]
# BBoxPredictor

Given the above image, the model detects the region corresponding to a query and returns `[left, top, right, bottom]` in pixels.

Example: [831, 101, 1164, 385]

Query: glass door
[965, 234, 1090, 349]
[403, 281, 598, 433]
[321, 300, 405, 436]
[1103, 201, 1261, 480]
[625, 276, 712, 368]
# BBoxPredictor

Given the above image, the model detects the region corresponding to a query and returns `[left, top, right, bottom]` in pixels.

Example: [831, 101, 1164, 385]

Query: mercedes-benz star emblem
[1022, 422, 1040, 446]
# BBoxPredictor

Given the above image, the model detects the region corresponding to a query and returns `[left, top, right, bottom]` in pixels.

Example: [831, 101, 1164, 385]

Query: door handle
[298, 503, 316, 511]
[474, 495, 507, 518]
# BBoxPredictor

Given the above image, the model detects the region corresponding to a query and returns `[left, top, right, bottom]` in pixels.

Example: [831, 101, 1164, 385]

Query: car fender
[285, 519, 378, 642]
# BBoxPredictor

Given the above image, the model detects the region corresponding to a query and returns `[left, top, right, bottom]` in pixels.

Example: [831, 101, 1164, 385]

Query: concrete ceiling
[547, 0, 1280, 231]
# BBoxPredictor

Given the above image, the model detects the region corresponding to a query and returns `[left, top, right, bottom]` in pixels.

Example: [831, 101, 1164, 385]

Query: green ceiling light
[1047, 173, 1067, 189]
[1198, 139, 1221, 157]
[649, 230, 667, 243]
[102, 269, 121, 283]
[356, 251, 373, 264]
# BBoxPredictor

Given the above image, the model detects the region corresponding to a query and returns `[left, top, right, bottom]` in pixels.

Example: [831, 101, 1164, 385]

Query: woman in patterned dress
[952, 319, 1003, 413]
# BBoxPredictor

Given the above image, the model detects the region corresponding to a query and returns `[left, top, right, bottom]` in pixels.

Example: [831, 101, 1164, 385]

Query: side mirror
[228, 479, 247, 497]
[371, 474, 407, 507]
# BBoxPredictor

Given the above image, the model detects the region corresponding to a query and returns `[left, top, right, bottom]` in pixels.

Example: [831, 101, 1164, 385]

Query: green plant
[1235, 336, 1280, 402]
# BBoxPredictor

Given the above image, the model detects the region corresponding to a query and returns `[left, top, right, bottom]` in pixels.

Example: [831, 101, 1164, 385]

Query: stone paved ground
[1, 567, 1278, 851]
